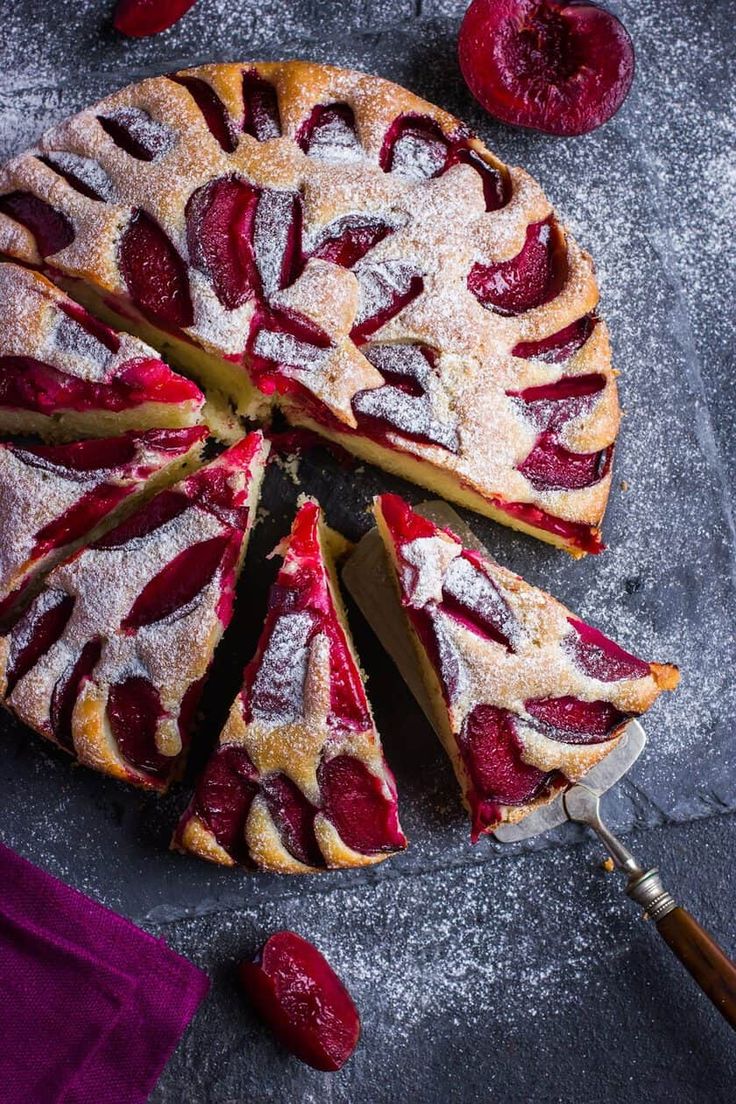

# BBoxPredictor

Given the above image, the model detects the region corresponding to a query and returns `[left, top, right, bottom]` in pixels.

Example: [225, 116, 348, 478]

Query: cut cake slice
[373, 493, 678, 839]
[175, 498, 406, 871]
[0, 432, 269, 790]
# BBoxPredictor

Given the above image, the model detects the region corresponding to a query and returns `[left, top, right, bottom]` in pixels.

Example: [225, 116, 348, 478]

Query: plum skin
[113, 0, 199, 38]
[238, 931, 361, 1072]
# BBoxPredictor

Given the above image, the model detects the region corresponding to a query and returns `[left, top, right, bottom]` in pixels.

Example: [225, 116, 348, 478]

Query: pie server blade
[343, 500, 736, 1029]
[493, 719, 646, 843]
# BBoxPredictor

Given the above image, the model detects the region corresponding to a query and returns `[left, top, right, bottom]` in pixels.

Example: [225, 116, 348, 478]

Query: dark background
[0, 1, 735, 1101]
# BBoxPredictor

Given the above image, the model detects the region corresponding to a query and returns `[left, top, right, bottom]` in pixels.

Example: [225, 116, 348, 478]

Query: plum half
[458, 0, 635, 136]
[239, 931, 361, 1071]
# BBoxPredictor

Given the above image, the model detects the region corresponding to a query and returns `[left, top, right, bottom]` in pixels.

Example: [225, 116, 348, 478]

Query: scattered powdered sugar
[353, 375, 457, 449]
[427, 604, 469, 701]
[391, 510, 661, 796]
[631, 2, 736, 501]
[147, 836, 635, 1064]
[0, 263, 174, 390]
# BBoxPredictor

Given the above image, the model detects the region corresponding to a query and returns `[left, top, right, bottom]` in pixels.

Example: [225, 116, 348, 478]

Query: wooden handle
[657, 907, 736, 1029]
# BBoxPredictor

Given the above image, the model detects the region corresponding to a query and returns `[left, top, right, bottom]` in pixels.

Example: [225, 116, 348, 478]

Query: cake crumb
[272, 452, 302, 486]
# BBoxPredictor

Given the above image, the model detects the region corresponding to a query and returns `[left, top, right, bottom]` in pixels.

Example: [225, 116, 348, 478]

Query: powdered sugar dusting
[400, 534, 460, 607]
[48, 313, 115, 378]
[98, 106, 177, 161]
[250, 610, 313, 724]
[389, 128, 448, 180]
[390, 509, 671, 802]
[443, 554, 522, 650]
[253, 189, 296, 298]
[351, 258, 423, 329]
[40, 150, 116, 201]
[305, 110, 365, 164]
[253, 329, 330, 369]
[354, 343, 460, 450]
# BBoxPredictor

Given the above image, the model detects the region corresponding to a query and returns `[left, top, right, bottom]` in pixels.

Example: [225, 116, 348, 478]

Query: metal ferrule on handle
[626, 869, 677, 922]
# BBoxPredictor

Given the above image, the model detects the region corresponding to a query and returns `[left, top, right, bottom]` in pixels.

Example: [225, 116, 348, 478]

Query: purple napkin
[0, 842, 209, 1104]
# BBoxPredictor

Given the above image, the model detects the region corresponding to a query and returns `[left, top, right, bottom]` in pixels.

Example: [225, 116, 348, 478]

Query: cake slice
[0, 432, 269, 790]
[175, 499, 406, 872]
[0, 426, 207, 624]
[0, 263, 205, 440]
[373, 493, 679, 840]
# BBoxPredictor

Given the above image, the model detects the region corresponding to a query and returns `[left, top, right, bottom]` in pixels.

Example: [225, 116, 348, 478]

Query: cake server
[343, 501, 736, 1030]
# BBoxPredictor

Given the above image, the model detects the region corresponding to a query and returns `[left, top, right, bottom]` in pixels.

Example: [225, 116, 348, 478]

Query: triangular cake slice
[0, 432, 269, 790]
[0, 263, 205, 440]
[175, 498, 406, 872]
[373, 493, 679, 839]
[0, 426, 207, 624]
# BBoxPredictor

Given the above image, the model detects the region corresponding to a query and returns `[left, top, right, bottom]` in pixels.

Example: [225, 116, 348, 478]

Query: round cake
[0, 61, 619, 556]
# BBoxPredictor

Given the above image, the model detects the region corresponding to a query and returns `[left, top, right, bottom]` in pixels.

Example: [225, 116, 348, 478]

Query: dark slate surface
[146, 814, 736, 1104]
[0, 1, 734, 1101]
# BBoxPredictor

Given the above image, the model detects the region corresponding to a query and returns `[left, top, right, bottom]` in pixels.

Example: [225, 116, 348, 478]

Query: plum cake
[175, 498, 406, 871]
[0, 61, 619, 554]
[0, 425, 206, 624]
[0, 432, 269, 790]
[373, 493, 679, 839]
[0, 262, 205, 440]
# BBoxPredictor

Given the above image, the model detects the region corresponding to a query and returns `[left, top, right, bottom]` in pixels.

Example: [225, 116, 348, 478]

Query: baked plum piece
[239, 931, 360, 1072]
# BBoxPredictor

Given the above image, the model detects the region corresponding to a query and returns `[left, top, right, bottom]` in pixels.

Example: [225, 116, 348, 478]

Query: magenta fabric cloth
[0, 842, 209, 1104]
